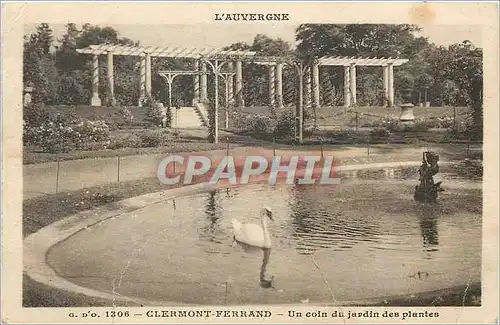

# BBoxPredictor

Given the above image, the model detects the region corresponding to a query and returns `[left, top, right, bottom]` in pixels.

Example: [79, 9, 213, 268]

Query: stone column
[312, 63, 320, 109]
[388, 63, 394, 107]
[138, 56, 146, 106]
[145, 53, 152, 98]
[106, 51, 116, 107]
[343, 66, 350, 107]
[268, 65, 275, 107]
[91, 54, 101, 106]
[275, 62, 284, 110]
[349, 63, 357, 106]
[227, 62, 234, 105]
[193, 60, 200, 105]
[383, 65, 389, 105]
[200, 61, 208, 102]
[235, 60, 243, 107]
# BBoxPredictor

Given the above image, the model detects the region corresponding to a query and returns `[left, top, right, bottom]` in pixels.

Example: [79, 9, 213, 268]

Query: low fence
[23, 141, 482, 200]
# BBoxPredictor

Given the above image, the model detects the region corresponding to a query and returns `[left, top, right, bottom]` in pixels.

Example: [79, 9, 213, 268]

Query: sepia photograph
[1, 2, 498, 324]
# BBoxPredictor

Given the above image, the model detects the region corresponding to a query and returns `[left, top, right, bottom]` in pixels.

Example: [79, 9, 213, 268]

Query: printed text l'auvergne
[214, 13, 289, 21]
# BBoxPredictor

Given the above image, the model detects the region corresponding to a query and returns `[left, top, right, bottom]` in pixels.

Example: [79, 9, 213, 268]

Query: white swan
[231, 206, 275, 288]
[231, 206, 274, 250]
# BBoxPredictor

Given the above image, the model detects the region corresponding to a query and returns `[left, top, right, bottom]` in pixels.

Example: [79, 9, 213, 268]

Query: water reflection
[199, 190, 225, 244]
[418, 204, 440, 252]
[347, 167, 419, 180]
[200, 165, 473, 260]
[288, 183, 379, 255]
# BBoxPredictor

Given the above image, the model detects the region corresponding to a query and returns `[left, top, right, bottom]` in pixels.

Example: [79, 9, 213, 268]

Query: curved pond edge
[25, 160, 476, 307]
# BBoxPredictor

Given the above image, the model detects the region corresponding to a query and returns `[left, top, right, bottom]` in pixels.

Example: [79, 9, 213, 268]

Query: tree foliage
[24, 23, 141, 106]
[223, 34, 294, 106]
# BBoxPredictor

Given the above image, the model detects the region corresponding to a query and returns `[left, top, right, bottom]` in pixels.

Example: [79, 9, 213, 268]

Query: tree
[296, 24, 425, 60]
[23, 23, 59, 104]
[424, 41, 482, 107]
[50, 23, 141, 105]
[222, 34, 294, 107]
[151, 57, 194, 107]
[251, 34, 292, 56]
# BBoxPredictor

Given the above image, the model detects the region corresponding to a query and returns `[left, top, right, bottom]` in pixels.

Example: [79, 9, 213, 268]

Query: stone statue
[414, 151, 444, 203]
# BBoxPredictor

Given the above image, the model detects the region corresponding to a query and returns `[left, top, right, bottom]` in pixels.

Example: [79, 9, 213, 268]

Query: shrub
[137, 129, 170, 147]
[145, 104, 164, 127]
[409, 119, 434, 132]
[325, 129, 358, 141]
[24, 122, 77, 153]
[229, 111, 249, 130]
[73, 119, 110, 144]
[102, 107, 135, 130]
[379, 114, 400, 132]
[369, 127, 390, 143]
[23, 103, 77, 128]
[273, 112, 295, 139]
[23, 118, 111, 153]
[460, 113, 474, 132]
[143, 96, 168, 127]
[117, 107, 134, 123]
[107, 133, 143, 149]
[23, 102, 50, 128]
[436, 115, 455, 130]
[347, 111, 365, 127]
[248, 114, 272, 133]
[229, 111, 273, 133]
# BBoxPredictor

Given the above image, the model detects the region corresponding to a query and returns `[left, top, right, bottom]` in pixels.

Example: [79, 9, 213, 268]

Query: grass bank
[24, 142, 234, 165]
[358, 283, 481, 307]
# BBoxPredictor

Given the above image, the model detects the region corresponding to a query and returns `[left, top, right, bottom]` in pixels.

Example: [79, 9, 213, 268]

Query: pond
[47, 164, 482, 305]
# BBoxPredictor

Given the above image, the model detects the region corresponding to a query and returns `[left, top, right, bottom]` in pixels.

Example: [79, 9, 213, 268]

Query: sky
[25, 23, 482, 49]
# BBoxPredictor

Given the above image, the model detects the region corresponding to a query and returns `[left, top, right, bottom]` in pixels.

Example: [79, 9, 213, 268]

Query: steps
[194, 102, 209, 126]
[172, 106, 206, 128]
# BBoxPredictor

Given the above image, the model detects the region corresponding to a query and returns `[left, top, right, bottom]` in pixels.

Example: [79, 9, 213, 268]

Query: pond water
[47, 165, 482, 305]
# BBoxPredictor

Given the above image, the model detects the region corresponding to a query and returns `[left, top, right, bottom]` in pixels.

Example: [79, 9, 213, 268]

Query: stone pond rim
[23, 160, 478, 306]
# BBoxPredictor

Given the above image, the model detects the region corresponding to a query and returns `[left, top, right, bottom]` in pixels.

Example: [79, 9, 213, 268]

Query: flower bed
[24, 118, 111, 153]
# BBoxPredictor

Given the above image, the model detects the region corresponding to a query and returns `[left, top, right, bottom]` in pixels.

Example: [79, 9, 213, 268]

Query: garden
[22, 102, 229, 164]
[224, 105, 477, 145]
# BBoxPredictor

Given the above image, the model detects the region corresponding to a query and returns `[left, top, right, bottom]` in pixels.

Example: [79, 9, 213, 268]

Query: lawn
[23, 127, 236, 164]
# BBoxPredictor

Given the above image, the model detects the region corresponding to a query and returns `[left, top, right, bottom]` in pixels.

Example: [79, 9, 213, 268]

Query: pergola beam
[158, 70, 209, 75]
[77, 44, 257, 59]
[318, 56, 409, 66]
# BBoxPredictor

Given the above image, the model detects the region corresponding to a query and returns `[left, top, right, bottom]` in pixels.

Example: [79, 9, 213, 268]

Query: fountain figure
[414, 151, 444, 203]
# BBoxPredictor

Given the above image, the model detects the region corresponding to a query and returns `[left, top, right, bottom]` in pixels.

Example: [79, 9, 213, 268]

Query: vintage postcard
[1, 1, 498, 324]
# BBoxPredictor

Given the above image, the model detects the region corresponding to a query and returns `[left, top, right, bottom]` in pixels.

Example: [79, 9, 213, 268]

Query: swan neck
[261, 213, 269, 230]
[261, 213, 271, 247]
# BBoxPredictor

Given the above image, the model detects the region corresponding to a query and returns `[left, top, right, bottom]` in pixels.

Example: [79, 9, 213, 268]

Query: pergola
[76, 44, 409, 109]
[76, 44, 256, 107]
[77, 44, 409, 142]
[256, 56, 409, 108]
[318, 56, 409, 107]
